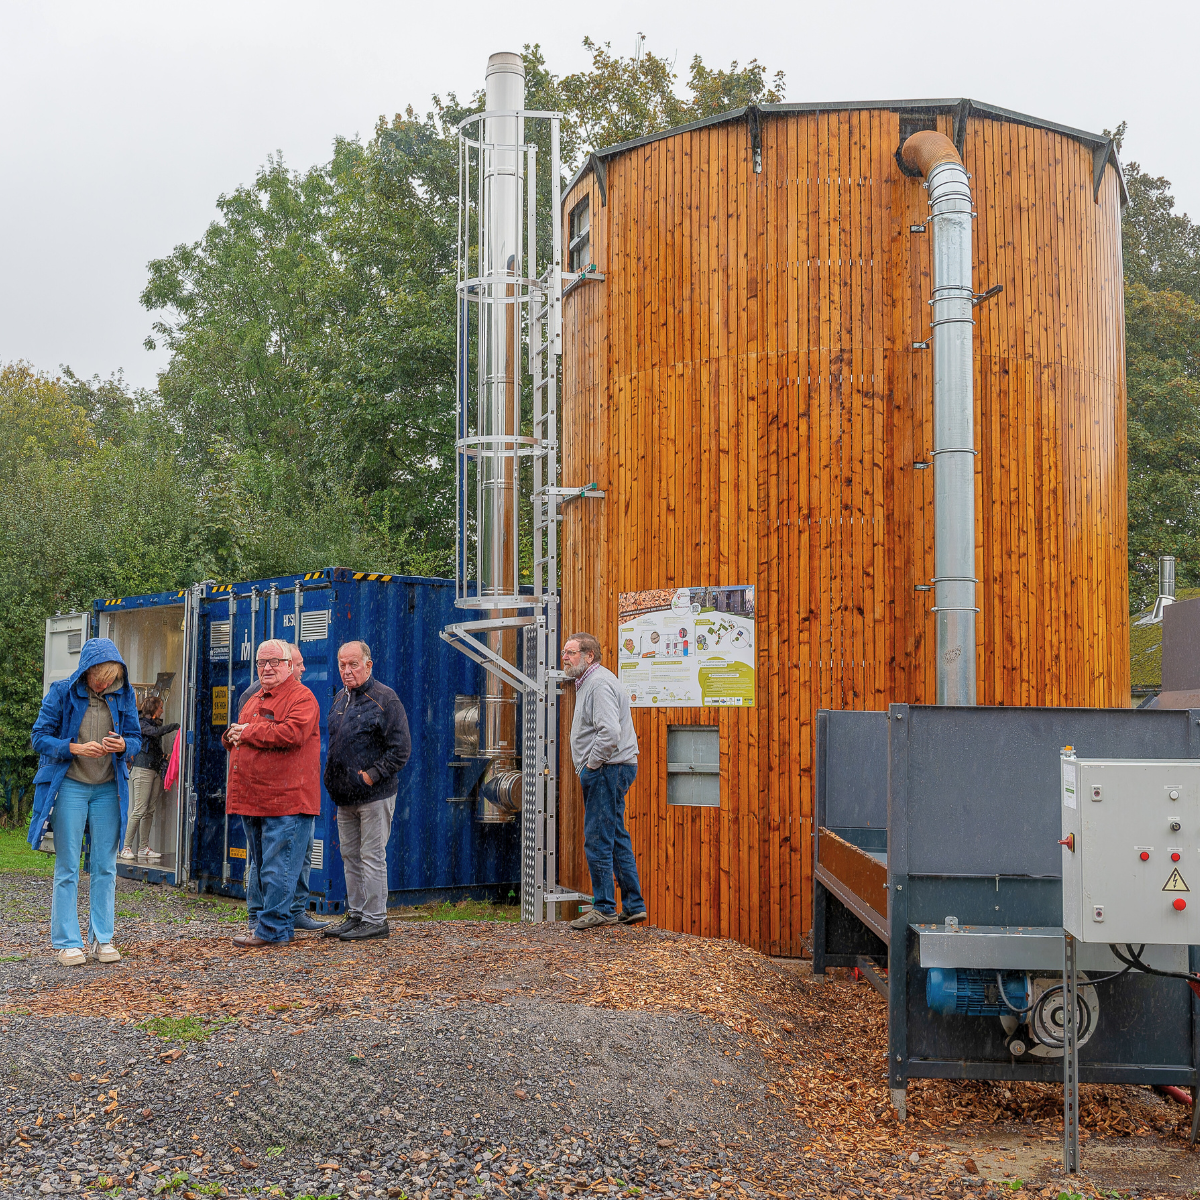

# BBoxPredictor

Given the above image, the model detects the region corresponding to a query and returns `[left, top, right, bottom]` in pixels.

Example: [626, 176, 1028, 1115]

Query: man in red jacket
[222, 638, 321, 948]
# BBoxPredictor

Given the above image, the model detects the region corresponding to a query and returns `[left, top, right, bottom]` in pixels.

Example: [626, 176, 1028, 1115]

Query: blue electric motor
[926, 968, 1028, 1016]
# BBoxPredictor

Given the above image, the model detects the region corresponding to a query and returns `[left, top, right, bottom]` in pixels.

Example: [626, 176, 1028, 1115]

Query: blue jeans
[579, 763, 644, 917]
[246, 826, 314, 922]
[240, 815, 314, 942]
[51, 778, 121, 949]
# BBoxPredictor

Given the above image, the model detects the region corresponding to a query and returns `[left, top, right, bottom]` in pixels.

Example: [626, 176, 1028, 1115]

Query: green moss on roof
[1130, 587, 1200, 689]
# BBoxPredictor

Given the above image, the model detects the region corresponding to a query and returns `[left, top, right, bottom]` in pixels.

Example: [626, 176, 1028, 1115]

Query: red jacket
[222, 675, 321, 816]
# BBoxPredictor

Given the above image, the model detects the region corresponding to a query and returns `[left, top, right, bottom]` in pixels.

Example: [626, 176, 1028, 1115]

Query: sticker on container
[1163, 868, 1190, 893]
[1063, 762, 1077, 809]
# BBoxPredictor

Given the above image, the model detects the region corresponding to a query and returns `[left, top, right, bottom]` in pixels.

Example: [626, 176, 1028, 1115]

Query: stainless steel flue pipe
[480, 52, 523, 801]
[480, 52, 523, 603]
[902, 131, 977, 706]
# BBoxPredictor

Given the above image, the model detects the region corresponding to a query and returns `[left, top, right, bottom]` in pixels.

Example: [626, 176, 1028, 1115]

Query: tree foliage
[0, 36, 785, 814]
[1116, 124, 1200, 610]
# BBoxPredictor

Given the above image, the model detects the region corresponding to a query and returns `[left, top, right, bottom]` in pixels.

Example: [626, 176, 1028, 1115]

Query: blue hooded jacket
[28, 637, 142, 850]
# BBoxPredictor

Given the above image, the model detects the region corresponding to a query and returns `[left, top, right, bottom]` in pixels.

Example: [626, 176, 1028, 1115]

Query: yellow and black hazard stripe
[351, 573, 393, 582]
[302, 571, 326, 580]
[103, 598, 124, 606]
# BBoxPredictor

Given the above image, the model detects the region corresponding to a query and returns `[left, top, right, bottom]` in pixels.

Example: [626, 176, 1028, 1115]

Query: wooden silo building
[557, 99, 1129, 956]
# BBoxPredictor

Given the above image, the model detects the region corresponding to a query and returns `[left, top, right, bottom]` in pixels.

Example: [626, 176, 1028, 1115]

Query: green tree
[1113, 120, 1200, 610]
[1125, 284, 1200, 608]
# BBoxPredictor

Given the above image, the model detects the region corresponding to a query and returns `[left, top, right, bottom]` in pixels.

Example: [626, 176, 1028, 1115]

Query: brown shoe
[232, 933, 275, 949]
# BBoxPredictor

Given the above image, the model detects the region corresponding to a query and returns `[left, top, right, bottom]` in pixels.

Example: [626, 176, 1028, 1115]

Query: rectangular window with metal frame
[568, 195, 590, 272]
[666, 725, 720, 806]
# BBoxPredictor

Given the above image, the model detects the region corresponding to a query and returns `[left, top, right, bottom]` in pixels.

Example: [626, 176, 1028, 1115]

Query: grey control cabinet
[1062, 756, 1200, 944]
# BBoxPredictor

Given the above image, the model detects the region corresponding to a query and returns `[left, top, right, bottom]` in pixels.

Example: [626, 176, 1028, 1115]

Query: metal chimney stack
[442, 55, 595, 918]
[1152, 555, 1176, 623]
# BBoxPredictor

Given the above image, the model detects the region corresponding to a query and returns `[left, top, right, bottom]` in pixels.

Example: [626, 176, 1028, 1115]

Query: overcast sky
[1, 0, 1195, 391]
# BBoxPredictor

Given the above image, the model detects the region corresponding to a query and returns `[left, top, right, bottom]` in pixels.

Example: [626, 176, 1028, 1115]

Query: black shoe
[293, 913, 329, 933]
[339, 919, 390, 941]
[618, 909, 648, 925]
[321, 914, 362, 938]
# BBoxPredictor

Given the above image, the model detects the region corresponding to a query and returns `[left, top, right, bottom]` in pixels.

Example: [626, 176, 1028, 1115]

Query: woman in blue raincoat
[30, 638, 141, 967]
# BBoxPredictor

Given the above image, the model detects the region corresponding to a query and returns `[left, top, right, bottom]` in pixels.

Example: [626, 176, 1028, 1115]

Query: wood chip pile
[3, 926, 1192, 1197]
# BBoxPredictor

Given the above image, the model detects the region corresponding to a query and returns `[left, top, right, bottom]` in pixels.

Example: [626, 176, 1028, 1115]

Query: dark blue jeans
[240, 814, 315, 942]
[579, 762, 644, 917]
[247, 826, 314, 923]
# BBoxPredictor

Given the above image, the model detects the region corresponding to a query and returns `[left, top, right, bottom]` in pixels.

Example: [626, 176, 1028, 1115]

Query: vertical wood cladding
[559, 109, 1128, 956]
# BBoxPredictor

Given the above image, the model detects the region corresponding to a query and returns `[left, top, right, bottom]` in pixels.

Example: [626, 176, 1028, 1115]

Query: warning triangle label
[1163, 868, 1191, 893]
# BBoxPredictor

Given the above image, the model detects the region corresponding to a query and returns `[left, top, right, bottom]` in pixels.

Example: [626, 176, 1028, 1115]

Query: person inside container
[119, 693, 179, 863]
[222, 637, 321, 947]
[29, 638, 142, 966]
[236, 642, 326, 933]
[321, 640, 410, 941]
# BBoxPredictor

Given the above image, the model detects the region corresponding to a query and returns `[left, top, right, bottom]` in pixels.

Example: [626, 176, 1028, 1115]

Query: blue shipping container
[93, 569, 518, 911]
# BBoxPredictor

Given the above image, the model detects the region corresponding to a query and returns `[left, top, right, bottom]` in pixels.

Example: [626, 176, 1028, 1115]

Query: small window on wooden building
[667, 725, 720, 807]
[569, 195, 590, 272]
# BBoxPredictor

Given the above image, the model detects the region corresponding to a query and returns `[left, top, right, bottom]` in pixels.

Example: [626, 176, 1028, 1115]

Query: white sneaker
[139, 847, 163, 861]
[57, 948, 86, 967]
[88, 941, 121, 964]
[118, 848, 136, 861]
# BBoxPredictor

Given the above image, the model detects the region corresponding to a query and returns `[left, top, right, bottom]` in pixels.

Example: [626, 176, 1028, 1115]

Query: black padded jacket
[130, 716, 180, 774]
[323, 675, 411, 806]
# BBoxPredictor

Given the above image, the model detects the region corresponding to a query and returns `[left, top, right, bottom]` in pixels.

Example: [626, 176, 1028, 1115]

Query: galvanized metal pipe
[1151, 554, 1177, 623]
[480, 51, 524, 602]
[903, 131, 977, 706]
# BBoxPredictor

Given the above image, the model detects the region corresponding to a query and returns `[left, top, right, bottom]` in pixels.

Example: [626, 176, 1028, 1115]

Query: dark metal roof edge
[563, 96, 1126, 204]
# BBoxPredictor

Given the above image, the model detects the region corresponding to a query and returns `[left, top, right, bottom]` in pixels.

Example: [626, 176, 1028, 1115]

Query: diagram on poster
[617, 586, 755, 708]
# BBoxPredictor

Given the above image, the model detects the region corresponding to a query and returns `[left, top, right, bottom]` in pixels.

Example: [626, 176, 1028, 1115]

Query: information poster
[617, 586, 755, 708]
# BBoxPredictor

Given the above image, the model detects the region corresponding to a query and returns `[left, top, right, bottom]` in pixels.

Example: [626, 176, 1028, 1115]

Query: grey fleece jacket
[569, 664, 639, 773]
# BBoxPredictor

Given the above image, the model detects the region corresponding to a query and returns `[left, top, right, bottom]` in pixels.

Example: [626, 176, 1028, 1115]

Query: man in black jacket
[321, 641, 411, 940]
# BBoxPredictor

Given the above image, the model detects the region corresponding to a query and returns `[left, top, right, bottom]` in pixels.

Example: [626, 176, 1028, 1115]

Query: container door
[175, 587, 202, 885]
[100, 596, 188, 886]
[43, 613, 91, 696]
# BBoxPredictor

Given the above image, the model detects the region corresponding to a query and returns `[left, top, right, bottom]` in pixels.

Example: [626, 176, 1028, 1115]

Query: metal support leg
[1191, 1084, 1200, 1147]
[889, 1088, 907, 1122]
[1063, 930, 1080, 1173]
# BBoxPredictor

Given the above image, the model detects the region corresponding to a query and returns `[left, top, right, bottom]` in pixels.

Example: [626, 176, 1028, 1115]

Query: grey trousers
[124, 767, 162, 853]
[336, 794, 395, 923]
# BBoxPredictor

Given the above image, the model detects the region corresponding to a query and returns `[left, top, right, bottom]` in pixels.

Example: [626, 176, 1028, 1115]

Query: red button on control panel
[1173, 852, 1182, 862]
[1175, 898, 1188, 911]
[1140, 851, 1150, 861]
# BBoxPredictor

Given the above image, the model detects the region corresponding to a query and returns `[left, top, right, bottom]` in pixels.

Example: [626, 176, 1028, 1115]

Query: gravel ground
[0, 874, 1175, 1199]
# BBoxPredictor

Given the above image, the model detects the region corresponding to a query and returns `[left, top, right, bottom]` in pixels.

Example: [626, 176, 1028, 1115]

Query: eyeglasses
[561, 649, 583, 659]
[256, 658, 288, 670]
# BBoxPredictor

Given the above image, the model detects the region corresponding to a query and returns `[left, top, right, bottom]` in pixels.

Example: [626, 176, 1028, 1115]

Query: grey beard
[563, 660, 588, 680]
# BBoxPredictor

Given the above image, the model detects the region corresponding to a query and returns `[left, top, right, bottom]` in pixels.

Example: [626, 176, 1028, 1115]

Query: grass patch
[395, 898, 520, 923]
[0, 826, 55, 877]
[136, 1015, 232, 1043]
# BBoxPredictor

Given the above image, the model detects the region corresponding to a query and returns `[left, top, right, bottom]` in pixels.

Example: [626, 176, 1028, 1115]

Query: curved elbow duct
[902, 130, 977, 706]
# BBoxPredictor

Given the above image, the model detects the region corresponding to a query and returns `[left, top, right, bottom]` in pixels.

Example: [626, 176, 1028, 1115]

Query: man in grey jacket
[563, 632, 647, 931]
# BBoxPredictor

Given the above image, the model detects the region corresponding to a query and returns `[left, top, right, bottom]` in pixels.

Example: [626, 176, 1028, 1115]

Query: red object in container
[1174, 898, 1188, 911]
